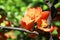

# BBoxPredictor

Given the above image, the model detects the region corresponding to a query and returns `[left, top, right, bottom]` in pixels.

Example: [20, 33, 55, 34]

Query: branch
[44, 0, 58, 26]
[0, 26, 39, 35]
[44, 0, 58, 40]
[44, 0, 52, 27]
[44, 0, 53, 9]
[51, 0, 58, 18]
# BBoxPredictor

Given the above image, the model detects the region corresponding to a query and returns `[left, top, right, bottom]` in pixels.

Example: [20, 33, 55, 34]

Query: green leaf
[54, 2, 60, 8]
[55, 21, 60, 27]
[52, 29, 58, 35]
[43, 5, 48, 10]
[7, 12, 11, 17]
[15, 15, 22, 20]
[51, 21, 60, 27]
[0, 22, 6, 27]
[11, 24, 14, 27]
[32, 0, 37, 2]
[39, 0, 44, 3]
[21, 7, 27, 12]
[24, 32, 28, 35]
[42, 37, 46, 40]
[7, 38, 12, 40]
[10, 6, 15, 12]
[0, 5, 5, 9]
[5, 5, 10, 11]
[14, 31, 20, 36]
[49, 0, 54, 3]
[0, 0, 6, 4]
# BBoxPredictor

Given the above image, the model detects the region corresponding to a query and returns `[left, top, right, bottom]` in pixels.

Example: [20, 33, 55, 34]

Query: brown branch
[44, 0, 52, 9]
[44, 0, 52, 27]
[44, 0, 58, 40]
[0, 26, 39, 35]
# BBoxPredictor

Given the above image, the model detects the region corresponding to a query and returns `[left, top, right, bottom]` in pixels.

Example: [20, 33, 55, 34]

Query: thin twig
[44, 0, 52, 9]
[44, 0, 54, 9]
[0, 26, 39, 35]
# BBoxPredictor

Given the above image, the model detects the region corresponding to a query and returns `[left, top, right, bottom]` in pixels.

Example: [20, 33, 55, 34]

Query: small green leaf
[0, 5, 5, 9]
[11, 24, 14, 27]
[55, 21, 60, 27]
[52, 29, 58, 35]
[54, 2, 60, 8]
[1, 22, 6, 27]
[43, 5, 48, 10]
[5, 5, 10, 11]
[7, 38, 12, 40]
[21, 7, 27, 12]
[24, 32, 28, 35]
[32, 0, 37, 2]
[42, 37, 46, 40]
[14, 31, 20, 36]
[39, 0, 44, 3]
[15, 15, 22, 20]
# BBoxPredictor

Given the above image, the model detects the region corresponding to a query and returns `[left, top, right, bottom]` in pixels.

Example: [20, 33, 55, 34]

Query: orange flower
[20, 16, 34, 30]
[25, 8, 36, 20]
[41, 11, 50, 19]
[20, 7, 50, 31]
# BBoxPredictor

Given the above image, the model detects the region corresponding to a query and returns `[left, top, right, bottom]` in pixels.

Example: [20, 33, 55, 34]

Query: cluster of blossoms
[20, 7, 53, 32]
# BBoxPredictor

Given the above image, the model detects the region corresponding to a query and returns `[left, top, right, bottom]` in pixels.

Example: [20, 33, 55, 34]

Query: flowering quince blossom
[20, 7, 53, 32]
